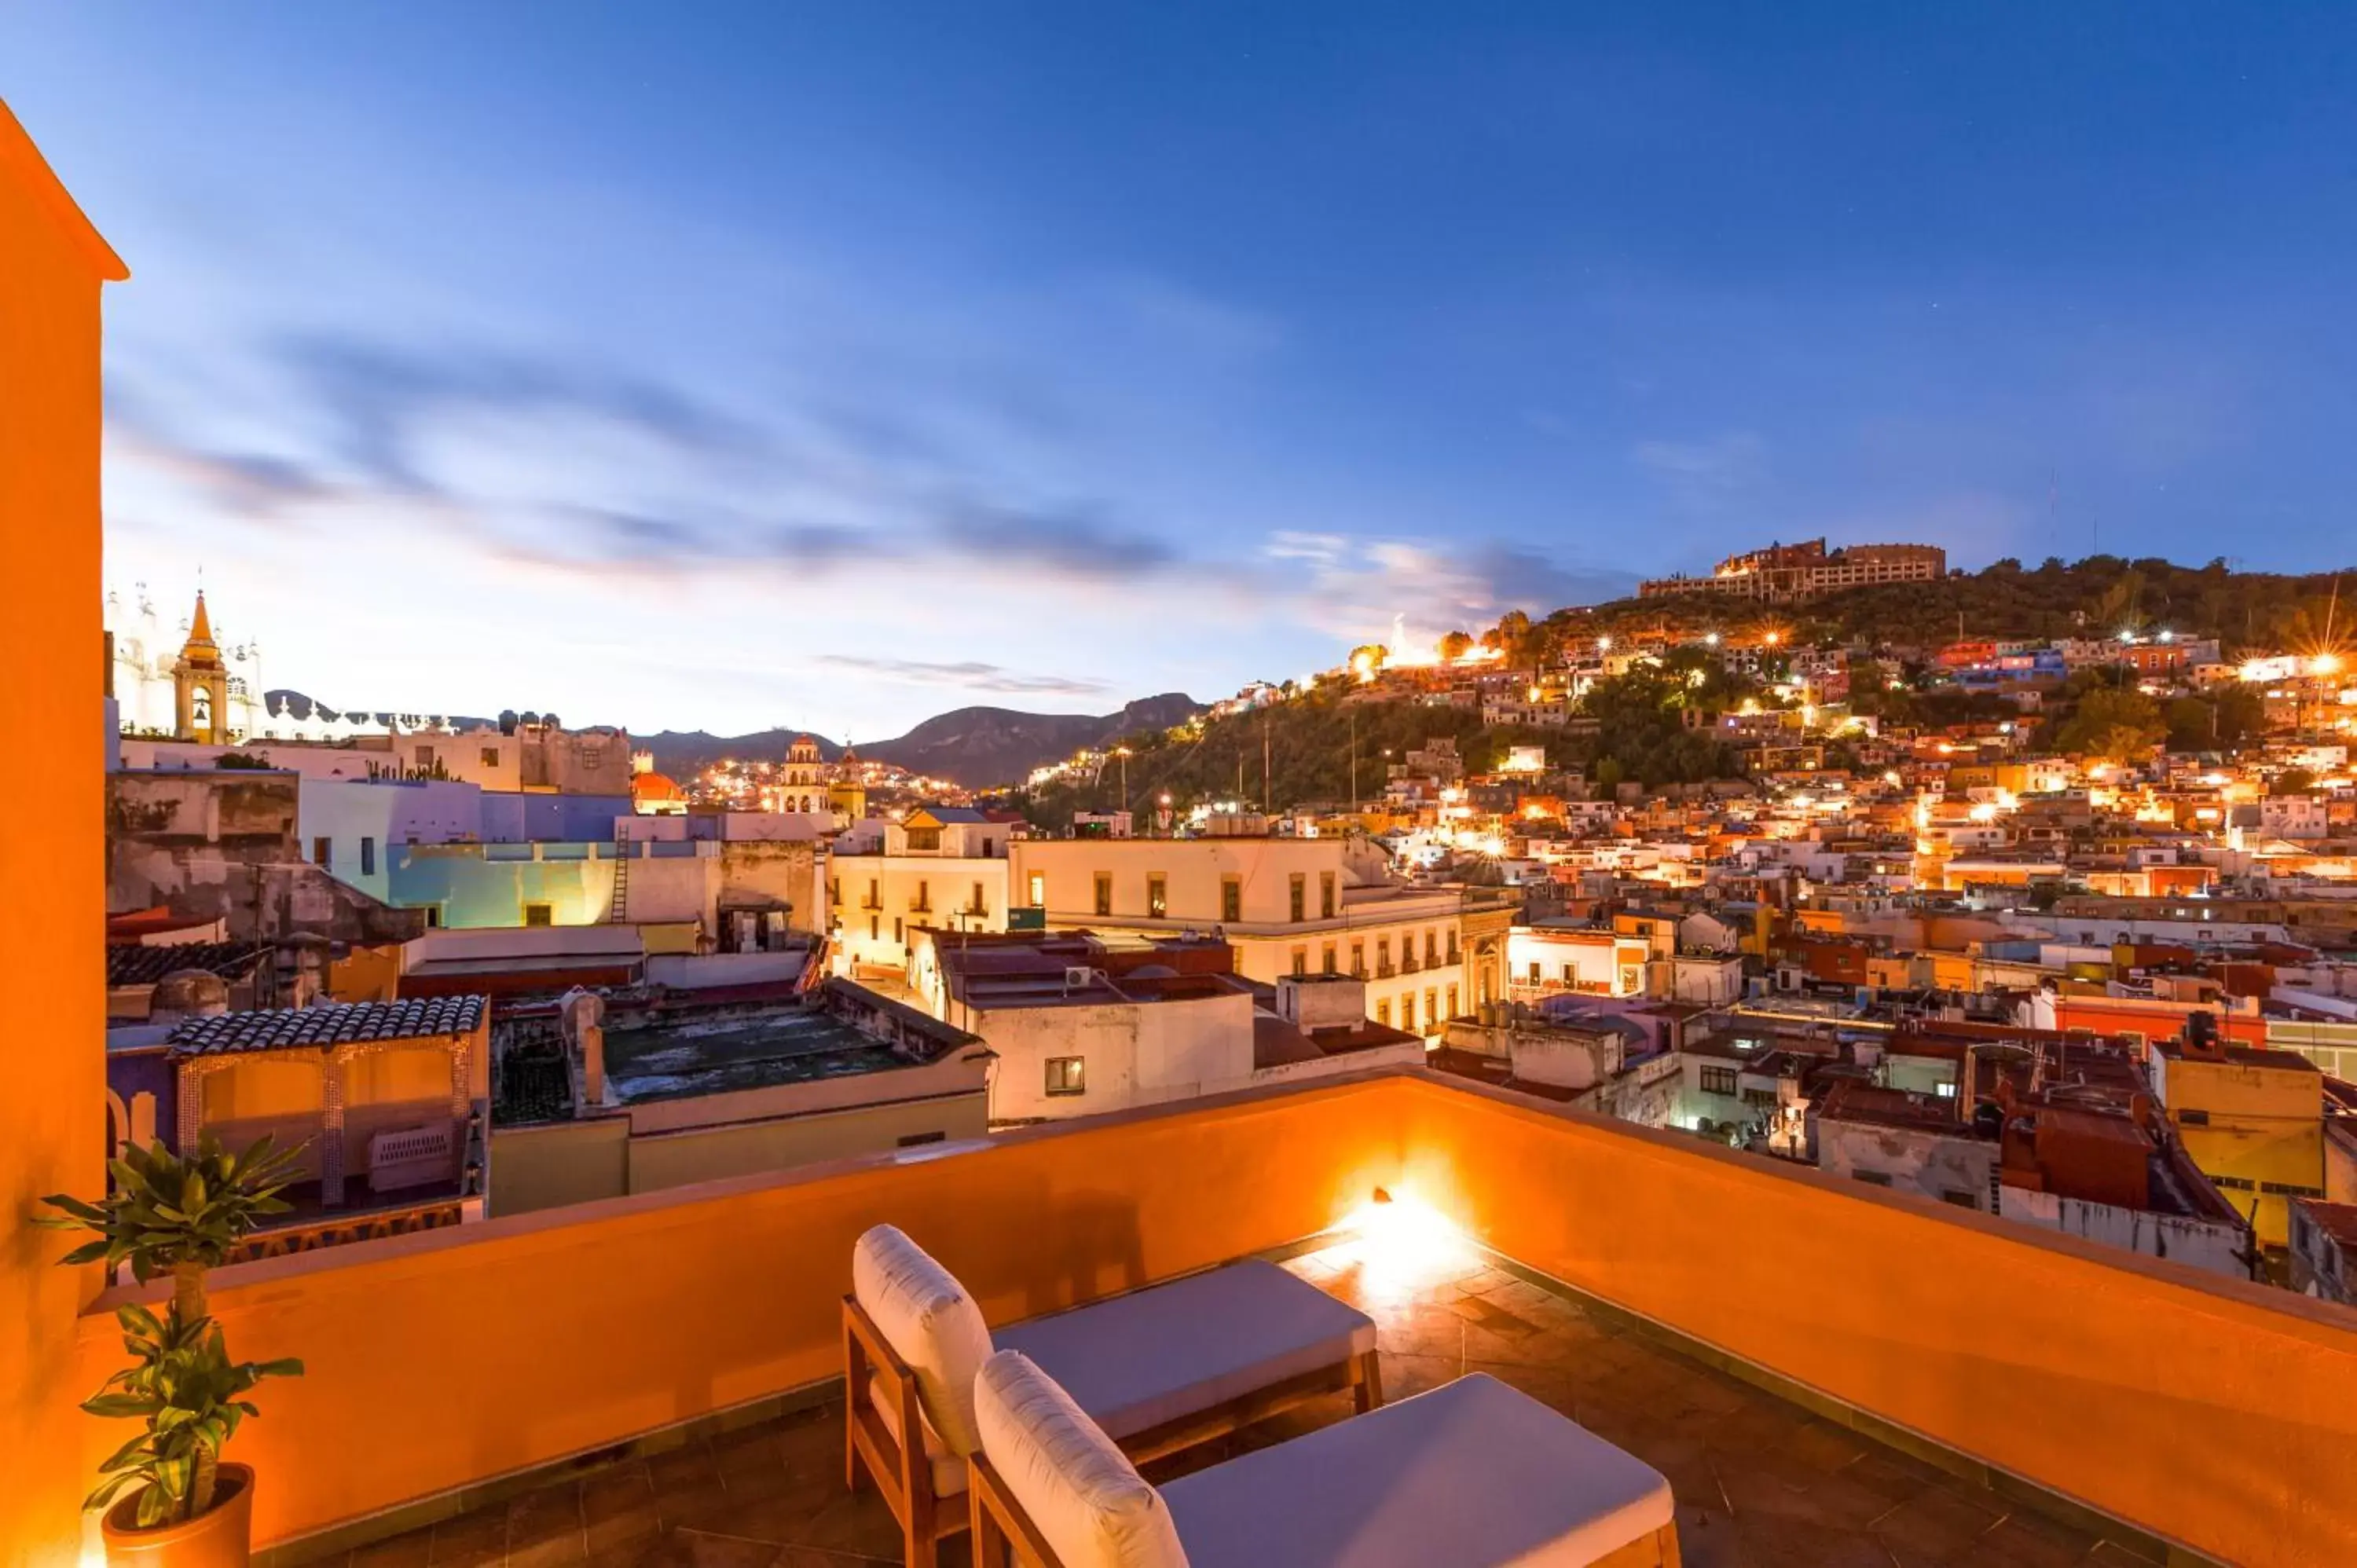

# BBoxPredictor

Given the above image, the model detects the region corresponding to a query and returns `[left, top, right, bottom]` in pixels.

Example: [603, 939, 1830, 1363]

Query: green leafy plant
[42, 1133, 301, 1320]
[42, 1134, 307, 1530]
[82, 1302, 301, 1529]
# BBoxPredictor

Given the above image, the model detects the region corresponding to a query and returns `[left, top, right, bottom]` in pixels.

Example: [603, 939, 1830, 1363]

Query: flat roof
[600, 1006, 914, 1105]
[2154, 1039, 2322, 1072]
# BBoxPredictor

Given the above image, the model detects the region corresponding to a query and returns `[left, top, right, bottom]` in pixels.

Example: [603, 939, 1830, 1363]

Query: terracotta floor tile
[1373, 1349, 1461, 1398]
[505, 1484, 586, 1568]
[1462, 1357, 1578, 1410]
[1738, 1515, 1904, 1568]
[1971, 1511, 2103, 1568]
[352, 1529, 437, 1568]
[1840, 1445, 1953, 1500]
[582, 1467, 657, 1524]
[1478, 1277, 1560, 1315]
[334, 1251, 2154, 1568]
[582, 1507, 662, 1561]
[775, 1490, 907, 1561]
[1672, 1508, 1759, 1568]
[651, 1482, 740, 1537]
[644, 1442, 723, 1496]
[427, 1505, 510, 1568]
[655, 1530, 786, 1568]
[1868, 1486, 2007, 1563]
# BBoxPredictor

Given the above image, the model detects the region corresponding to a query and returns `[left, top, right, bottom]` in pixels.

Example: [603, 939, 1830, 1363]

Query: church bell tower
[170, 591, 231, 743]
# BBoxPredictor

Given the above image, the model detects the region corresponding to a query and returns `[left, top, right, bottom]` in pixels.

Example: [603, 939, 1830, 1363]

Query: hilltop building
[1640, 537, 1946, 603]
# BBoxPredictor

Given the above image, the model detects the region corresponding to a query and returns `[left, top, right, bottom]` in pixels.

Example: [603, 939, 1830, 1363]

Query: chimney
[2180, 1009, 2228, 1063]
[559, 987, 614, 1108]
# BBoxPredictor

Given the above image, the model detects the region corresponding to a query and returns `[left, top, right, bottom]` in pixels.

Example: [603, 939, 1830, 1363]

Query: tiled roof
[167, 995, 486, 1058]
[107, 942, 273, 988]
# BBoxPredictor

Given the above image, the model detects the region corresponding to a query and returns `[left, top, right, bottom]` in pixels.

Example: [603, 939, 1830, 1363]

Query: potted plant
[42, 1134, 306, 1566]
[81, 1302, 301, 1568]
[43, 1134, 300, 1318]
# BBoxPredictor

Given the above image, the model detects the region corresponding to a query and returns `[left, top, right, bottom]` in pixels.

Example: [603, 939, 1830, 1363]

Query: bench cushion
[995, 1259, 1375, 1442]
[975, 1350, 1189, 1568]
[1160, 1373, 1674, 1568]
[852, 1225, 993, 1456]
[865, 1372, 969, 1498]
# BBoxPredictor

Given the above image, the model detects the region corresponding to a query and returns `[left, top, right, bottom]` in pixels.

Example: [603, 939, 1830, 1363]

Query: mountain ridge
[640, 692, 1202, 787]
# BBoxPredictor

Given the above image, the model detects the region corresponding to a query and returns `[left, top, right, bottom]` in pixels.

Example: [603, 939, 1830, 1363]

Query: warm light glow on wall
[1333, 1187, 1471, 1293]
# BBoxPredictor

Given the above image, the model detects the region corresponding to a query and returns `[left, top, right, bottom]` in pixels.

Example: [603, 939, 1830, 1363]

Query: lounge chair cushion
[975, 1351, 1189, 1568]
[1160, 1373, 1674, 1568]
[995, 1259, 1375, 1442]
[865, 1372, 969, 1498]
[852, 1225, 993, 1456]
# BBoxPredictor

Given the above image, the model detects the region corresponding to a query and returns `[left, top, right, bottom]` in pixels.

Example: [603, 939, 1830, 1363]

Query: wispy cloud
[1262, 532, 1637, 649]
[1630, 430, 1769, 507]
[812, 655, 1110, 697]
[115, 331, 1191, 590]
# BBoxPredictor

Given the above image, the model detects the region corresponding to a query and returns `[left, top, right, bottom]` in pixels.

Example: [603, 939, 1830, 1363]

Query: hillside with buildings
[1538, 551, 2354, 661]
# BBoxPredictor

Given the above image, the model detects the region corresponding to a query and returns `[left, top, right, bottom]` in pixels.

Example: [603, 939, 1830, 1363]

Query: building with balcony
[832, 805, 1014, 974]
[1008, 836, 1511, 1035]
[1507, 922, 1653, 999]
[1639, 537, 1947, 603]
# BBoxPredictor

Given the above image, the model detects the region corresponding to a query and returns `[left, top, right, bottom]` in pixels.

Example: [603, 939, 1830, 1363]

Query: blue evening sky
[9, 5, 2355, 738]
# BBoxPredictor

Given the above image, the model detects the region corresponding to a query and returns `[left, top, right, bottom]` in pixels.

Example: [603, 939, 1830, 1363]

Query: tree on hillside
[2054, 687, 2165, 762]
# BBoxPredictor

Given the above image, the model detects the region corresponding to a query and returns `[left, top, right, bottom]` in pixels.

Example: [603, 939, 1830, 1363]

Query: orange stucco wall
[0, 99, 123, 1568]
[1396, 1079, 2357, 1568]
[76, 1076, 1403, 1546]
[2055, 994, 2271, 1049]
[69, 1072, 2357, 1567]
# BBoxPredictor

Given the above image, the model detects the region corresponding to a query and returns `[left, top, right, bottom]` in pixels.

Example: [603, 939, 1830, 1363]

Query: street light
[1113, 746, 1132, 810]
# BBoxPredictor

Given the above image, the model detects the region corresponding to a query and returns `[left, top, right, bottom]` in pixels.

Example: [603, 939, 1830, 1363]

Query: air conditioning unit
[1064, 965, 1094, 989]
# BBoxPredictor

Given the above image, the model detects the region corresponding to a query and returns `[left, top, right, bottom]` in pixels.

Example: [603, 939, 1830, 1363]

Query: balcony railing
[75, 1070, 2357, 1568]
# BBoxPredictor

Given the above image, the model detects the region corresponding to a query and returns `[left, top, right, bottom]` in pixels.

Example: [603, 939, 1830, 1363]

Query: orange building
[0, 96, 126, 1565]
[2051, 992, 2270, 1053]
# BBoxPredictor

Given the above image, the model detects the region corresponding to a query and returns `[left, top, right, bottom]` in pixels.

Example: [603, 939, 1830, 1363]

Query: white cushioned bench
[995, 1258, 1377, 1443]
[971, 1353, 1681, 1568]
[843, 1226, 1380, 1568]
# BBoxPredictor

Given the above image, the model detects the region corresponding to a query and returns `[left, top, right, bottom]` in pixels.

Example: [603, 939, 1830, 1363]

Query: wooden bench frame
[845, 1292, 1382, 1568]
[971, 1446, 1683, 1568]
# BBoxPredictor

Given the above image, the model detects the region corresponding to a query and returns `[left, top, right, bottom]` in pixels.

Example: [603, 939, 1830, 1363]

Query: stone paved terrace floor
[325, 1238, 2170, 1568]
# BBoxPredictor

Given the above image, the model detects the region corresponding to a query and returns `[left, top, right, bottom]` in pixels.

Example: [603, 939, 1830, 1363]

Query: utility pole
[1263, 712, 1274, 815]
[1350, 707, 1358, 811]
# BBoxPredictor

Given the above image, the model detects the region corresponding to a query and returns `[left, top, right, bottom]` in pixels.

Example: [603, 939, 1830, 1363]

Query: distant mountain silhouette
[640, 693, 1203, 787]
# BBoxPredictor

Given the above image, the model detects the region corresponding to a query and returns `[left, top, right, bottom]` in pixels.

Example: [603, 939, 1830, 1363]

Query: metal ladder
[610, 822, 631, 922]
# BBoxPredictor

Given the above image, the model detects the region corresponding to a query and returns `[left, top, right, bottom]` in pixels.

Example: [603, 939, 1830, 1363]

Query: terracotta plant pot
[101, 1465, 255, 1568]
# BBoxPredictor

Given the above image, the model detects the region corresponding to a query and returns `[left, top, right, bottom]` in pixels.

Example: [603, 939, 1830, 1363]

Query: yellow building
[1008, 836, 1505, 1036]
[827, 744, 868, 823]
[2149, 1035, 2326, 1251]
